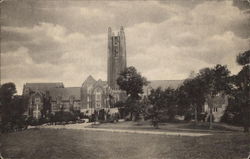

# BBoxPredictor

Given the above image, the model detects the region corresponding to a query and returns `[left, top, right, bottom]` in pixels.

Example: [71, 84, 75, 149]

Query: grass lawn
[1, 128, 250, 159]
[90, 121, 243, 133]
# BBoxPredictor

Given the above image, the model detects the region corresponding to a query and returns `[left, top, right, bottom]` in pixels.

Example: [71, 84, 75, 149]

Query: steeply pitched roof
[23, 83, 64, 95]
[143, 80, 184, 94]
[82, 75, 96, 87]
[24, 82, 64, 89]
[49, 87, 81, 101]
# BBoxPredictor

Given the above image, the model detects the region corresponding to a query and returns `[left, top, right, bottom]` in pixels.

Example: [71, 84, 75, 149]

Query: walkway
[29, 123, 212, 137]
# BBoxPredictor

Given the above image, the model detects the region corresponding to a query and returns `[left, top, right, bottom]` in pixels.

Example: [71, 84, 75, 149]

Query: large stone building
[22, 26, 227, 121]
[23, 27, 127, 119]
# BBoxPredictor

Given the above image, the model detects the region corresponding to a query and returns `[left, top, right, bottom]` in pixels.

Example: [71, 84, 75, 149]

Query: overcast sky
[1, 0, 250, 94]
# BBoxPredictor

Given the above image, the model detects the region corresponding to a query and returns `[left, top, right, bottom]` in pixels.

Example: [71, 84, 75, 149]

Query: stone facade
[22, 26, 229, 121]
[204, 93, 228, 122]
[23, 83, 64, 119]
[107, 26, 126, 90]
[23, 27, 127, 119]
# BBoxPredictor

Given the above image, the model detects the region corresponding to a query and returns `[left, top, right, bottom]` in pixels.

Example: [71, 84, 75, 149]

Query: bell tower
[107, 26, 127, 89]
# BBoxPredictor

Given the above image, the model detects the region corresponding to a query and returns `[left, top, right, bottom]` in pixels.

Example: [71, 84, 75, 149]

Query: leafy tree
[117, 66, 148, 120]
[0, 83, 17, 123]
[117, 66, 148, 100]
[0, 83, 29, 132]
[197, 65, 231, 96]
[147, 87, 177, 128]
[221, 89, 243, 125]
[197, 64, 231, 129]
[177, 77, 206, 124]
[237, 50, 250, 65]
[41, 91, 52, 119]
[176, 65, 231, 128]
[235, 50, 250, 132]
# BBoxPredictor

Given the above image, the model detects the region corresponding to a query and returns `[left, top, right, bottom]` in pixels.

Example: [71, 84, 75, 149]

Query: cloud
[1, 0, 250, 94]
[1, 22, 108, 93]
[125, 1, 249, 79]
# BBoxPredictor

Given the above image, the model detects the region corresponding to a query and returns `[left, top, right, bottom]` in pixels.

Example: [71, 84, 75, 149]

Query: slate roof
[24, 82, 64, 90]
[147, 80, 184, 90]
[49, 87, 81, 101]
[143, 80, 184, 95]
[23, 83, 64, 95]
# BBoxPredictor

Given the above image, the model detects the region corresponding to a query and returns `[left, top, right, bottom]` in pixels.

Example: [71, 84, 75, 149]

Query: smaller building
[49, 87, 81, 113]
[22, 76, 126, 119]
[203, 93, 228, 122]
[23, 83, 65, 119]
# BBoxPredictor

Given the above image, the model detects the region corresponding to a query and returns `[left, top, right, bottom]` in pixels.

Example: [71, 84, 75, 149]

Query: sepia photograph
[0, 0, 250, 158]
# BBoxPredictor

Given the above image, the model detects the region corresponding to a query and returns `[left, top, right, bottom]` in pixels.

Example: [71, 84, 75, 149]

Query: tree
[0, 83, 17, 123]
[117, 66, 148, 100]
[178, 77, 206, 125]
[197, 64, 231, 129]
[41, 91, 52, 119]
[0, 83, 29, 132]
[235, 50, 250, 132]
[177, 65, 231, 128]
[147, 87, 164, 128]
[147, 87, 177, 128]
[117, 66, 149, 120]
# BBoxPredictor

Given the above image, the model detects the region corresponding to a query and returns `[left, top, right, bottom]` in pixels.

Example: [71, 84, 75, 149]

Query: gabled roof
[23, 82, 64, 94]
[144, 80, 184, 93]
[49, 87, 81, 101]
[82, 75, 96, 87]
[25, 82, 64, 88]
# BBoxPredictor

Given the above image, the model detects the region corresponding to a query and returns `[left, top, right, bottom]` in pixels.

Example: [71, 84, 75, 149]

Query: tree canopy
[117, 66, 148, 100]
[237, 50, 250, 66]
[233, 50, 250, 132]
[197, 64, 231, 97]
[0, 83, 29, 132]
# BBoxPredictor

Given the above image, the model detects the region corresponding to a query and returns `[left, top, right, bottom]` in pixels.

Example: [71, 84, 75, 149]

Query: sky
[1, 0, 250, 94]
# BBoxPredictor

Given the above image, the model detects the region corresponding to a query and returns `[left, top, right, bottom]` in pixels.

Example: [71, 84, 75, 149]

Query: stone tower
[107, 26, 127, 89]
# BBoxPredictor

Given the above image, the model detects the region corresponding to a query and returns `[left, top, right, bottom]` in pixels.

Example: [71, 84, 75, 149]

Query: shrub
[26, 117, 39, 126]
[53, 111, 77, 122]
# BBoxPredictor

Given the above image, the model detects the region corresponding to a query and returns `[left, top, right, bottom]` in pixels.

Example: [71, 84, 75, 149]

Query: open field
[90, 121, 243, 133]
[1, 128, 250, 159]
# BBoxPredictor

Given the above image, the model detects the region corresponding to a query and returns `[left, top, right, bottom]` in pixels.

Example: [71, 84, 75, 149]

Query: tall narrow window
[95, 88, 102, 108]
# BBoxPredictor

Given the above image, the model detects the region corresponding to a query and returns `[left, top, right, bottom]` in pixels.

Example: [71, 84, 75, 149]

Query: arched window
[94, 87, 103, 108]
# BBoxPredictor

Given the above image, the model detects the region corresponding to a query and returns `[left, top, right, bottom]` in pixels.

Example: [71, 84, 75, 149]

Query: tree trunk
[194, 105, 198, 126]
[209, 107, 213, 129]
[243, 108, 249, 133]
[207, 94, 213, 129]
